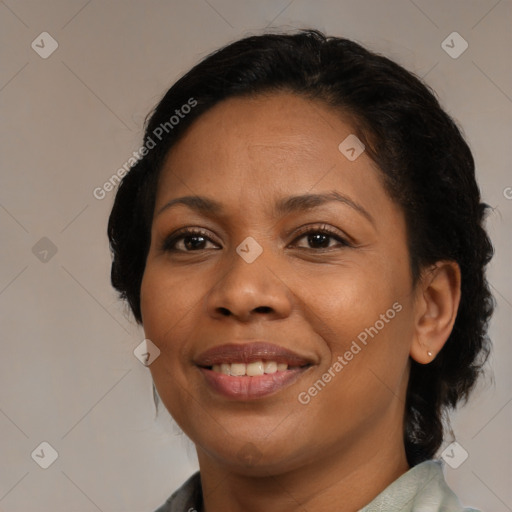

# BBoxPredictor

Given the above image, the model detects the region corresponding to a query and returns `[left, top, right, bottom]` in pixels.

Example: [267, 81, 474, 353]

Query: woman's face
[140, 92, 419, 475]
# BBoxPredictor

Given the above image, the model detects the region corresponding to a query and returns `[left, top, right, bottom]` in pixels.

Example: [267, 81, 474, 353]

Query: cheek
[293, 265, 402, 342]
[140, 267, 195, 418]
[140, 264, 196, 354]
[294, 257, 414, 398]
[140, 269, 166, 340]
[301, 303, 413, 436]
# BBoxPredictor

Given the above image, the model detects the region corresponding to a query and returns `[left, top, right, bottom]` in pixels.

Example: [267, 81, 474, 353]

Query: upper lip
[195, 342, 313, 367]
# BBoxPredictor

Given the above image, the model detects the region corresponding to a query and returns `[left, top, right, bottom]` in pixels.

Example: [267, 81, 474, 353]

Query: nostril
[255, 306, 272, 314]
[215, 306, 272, 317]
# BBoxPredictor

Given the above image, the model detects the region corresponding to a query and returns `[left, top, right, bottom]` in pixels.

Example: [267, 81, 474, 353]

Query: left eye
[292, 228, 349, 250]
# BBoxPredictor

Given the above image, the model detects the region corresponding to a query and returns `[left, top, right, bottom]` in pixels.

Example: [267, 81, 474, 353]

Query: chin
[198, 433, 315, 477]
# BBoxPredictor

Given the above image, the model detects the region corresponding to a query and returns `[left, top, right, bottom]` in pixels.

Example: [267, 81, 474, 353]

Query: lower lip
[199, 367, 307, 400]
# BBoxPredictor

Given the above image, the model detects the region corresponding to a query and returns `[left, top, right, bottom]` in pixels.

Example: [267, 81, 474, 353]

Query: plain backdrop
[1, 1, 511, 511]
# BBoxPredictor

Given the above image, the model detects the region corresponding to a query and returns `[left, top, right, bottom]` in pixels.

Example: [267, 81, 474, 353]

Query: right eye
[162, 228, 220, 252]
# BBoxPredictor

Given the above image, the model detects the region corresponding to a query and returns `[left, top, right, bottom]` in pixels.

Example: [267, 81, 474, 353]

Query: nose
[204, 244, 293, 323]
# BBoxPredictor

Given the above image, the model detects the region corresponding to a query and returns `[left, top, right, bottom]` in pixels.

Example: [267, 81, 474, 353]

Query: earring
[427, 351, 433, 357]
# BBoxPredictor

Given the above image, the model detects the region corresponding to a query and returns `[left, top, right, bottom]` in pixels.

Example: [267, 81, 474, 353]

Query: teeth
[247, 361, 264, 376]
[230, 363, 246, 376]
[210, 361, 289, 376]
[263, 361, 277, 374]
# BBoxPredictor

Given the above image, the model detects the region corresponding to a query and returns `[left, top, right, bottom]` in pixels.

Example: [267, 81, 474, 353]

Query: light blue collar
[359, 460, 480, 512]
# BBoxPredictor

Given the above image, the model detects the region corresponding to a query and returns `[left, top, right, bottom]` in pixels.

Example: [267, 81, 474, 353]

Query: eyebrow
[156, 191, 374, 225]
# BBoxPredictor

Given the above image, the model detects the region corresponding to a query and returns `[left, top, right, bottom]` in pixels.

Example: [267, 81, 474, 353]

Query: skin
[140, 92, 461, 512]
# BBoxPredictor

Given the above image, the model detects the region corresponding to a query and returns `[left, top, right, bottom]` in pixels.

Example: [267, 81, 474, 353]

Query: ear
[410, 261, 461, 364]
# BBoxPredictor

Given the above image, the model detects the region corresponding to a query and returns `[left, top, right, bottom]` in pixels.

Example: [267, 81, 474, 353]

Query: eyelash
[161, 224, 351, 253]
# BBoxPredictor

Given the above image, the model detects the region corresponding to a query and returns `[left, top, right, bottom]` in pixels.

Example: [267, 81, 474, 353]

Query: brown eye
[162, 229, 219, 252]
[292, 225, 350, 250]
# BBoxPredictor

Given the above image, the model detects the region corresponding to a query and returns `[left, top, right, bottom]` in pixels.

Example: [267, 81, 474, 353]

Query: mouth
[195, 342, 314, 400]
[208, 360, 305, 376]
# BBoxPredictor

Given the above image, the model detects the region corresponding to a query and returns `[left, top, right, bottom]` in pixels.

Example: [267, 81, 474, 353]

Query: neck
[196, 424, 409, 512]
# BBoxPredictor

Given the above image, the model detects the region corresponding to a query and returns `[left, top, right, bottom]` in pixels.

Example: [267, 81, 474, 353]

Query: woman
[108, 30, 494, 511]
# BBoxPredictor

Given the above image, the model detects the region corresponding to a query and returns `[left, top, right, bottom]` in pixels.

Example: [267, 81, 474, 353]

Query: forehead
[154, 92, 391, 219]
[170, 94, 341, 164]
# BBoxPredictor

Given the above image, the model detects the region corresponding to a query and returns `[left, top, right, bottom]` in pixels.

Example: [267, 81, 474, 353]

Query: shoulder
[153, 472, 202, 512]
[360, 460, 481, 512]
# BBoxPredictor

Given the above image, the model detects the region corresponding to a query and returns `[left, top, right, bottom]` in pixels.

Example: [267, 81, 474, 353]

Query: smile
[210, 361, 297, 376]
[195, 342, 314, 400]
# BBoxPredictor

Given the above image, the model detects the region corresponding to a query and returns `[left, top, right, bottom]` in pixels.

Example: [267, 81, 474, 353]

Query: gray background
[1, 1, 511, 510]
